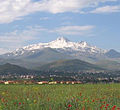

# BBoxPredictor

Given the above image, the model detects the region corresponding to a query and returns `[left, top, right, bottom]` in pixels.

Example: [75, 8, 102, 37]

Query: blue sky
[0, 0, 120, 54]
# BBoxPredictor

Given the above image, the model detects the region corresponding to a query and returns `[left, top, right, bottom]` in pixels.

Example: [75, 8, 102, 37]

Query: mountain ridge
[38, 59, 105, 72]
[0, 37, 120, 70]
[1, 37, 106, 58]
[0, 63, 30, 74]
[105, 49, 120, 58]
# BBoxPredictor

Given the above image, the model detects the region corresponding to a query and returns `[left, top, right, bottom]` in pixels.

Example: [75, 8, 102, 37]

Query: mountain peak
[105, 49, 120, 58]
[107, 49, 119, 53]
[55, 37, 69, 42]
[80, 41, 88, 46]
[109, 49, 117, 52]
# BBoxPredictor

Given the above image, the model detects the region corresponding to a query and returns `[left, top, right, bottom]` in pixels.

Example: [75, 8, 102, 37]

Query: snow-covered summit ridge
[23, 37, 87, 49]
[10, 37, 106, 56]
[22, 37, 104, 53]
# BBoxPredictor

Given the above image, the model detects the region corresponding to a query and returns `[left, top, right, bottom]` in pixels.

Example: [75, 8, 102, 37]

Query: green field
[0, 84, 120, 110]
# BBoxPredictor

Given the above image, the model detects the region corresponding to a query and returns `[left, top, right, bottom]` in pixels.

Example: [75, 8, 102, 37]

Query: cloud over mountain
[52, 25, 95, 35]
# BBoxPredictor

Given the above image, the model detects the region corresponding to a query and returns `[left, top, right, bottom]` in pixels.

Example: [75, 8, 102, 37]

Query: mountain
[38, 59, 104, 72]
[105, 49, 120, 58]
[96, 60, 120, 70]
[0, 37, 120, 70]
[0, 48, 73, 69]
[0, 37, 106, 61]
[0, 63, 30, 74]
[0, 60, 104, 75]
[1, 37, 106, 59]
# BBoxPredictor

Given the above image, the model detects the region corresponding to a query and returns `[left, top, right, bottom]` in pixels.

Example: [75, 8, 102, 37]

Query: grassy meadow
[0, 84, 120, 110]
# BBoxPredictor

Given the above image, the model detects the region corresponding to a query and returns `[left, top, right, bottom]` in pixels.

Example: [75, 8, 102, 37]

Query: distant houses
[37, 81, 48, 84]
[0, 79, 119, 84]
[0, 81, 4, 84]
[4, 81, 15, 84]
[37, 81, 82, 85]
[0, 80, 83, 85]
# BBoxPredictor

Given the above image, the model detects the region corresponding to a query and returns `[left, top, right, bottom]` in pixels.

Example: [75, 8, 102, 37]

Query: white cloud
[39, 17, 49, 20]
[36, 0, 117, 14]
[51, 25, 95, 36]
[0, 0, 118, 23]
[0, 25, 95, 54]
[0, 26, 47, 53]
[91, 5, 120, 13]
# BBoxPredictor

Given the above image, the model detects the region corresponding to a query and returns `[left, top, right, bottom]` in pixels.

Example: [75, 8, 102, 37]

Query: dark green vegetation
[0, 84, 120, 110]
[96, 60, 120, 70]
[38, 59, 104, 72]
[0, 60, 120, 83]
[0, 59, 104, 74]
[0, 63, 30, 75]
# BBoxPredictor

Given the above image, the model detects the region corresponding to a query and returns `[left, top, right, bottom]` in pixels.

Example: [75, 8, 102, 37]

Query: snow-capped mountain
[3, 37, 106, 58]
[1, 37, 120, 70]
[22, 37, 105, 53]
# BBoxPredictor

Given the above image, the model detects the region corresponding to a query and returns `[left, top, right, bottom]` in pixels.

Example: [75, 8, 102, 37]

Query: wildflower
[14, 102, 17, 105]
[100, 105, 105, 109]
[34, 100, 37, 103]
[15, 97, 17, 99]
[49, 107, 52, 110]
[19, 102, 21, 105]
[47, 98, 50, 101]
[103, 101, 106, 104]
[2, 92, 5, 95]
[112, 105, 116, 110]
[80, 93, 82, 96]
[105, 106, 108, 110]
[68, 104, 72, 107]
[92, 100, 95, 102]
[82, 106, 85, 110]
[1, 98, 5, 103]
[76, 99, 79, 102]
